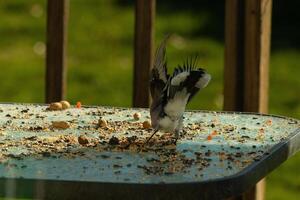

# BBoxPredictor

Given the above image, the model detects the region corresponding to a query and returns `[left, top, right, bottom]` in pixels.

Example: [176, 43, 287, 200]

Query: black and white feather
[149, 36, 211, 142]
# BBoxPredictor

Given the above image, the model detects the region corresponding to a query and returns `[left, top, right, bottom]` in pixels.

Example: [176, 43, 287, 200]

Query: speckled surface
[0, 103, 299, 185]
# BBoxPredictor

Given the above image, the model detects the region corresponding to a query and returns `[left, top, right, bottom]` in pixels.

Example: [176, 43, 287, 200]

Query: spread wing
[150, 36, 170, 102]
[150, 39, 211, 123]
[167, 56, 211, 103]
[162, 56, 211, 119]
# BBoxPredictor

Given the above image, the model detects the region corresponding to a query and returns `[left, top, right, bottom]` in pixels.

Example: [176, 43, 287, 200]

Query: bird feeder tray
[0, 103, 299, 199]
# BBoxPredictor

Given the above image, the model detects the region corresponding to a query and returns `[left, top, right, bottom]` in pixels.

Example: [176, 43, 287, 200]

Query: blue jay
[146, 36, 211, 144]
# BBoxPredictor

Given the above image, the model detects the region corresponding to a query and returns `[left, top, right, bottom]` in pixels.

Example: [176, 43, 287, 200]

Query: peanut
[142, 120, 151, 129]
[133, 112, 141, 120]
[98, 118, 108, 128]
[49, 102, 62, 111]
[60, 100, 70, 109]
[52, 121, 70, 129]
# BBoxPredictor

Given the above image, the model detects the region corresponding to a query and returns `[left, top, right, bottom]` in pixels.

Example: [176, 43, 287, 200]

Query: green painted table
[0, 103, 299, 199]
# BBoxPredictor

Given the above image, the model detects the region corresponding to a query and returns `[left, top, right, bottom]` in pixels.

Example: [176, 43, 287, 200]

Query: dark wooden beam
[224, 0, 245, 111]
[244, 0, 272, 114]
[224, 0, 272, 199]
[46, 0, 69, 103]
[133, 0, 155, 108]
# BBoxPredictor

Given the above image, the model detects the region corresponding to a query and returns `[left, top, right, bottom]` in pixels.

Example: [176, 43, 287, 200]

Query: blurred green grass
[0, 1, 299, 199]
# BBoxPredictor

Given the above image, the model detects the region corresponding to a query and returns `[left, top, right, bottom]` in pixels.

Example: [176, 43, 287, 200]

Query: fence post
[224, 0, 272, 199]
[46, 0, 69, 103]
[243, 0, 271, 114]
[224, 0, 245, 111]
[133, 0, 155, 108]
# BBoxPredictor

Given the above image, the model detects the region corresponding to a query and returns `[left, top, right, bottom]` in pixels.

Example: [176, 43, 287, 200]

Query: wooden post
[244, 0, 271, 113]
[224, 0, 272, 199]
[133, 0, 155, 108]
[46, 0, 69, 103]
[224, 0, 245, 111]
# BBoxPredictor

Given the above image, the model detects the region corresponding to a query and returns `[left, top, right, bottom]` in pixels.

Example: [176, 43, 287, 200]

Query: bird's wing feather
[150, 36, 170, 102]
[167, 56, 211, 102]
[153, 35, 169, 83]
[149, 39, 211, 134]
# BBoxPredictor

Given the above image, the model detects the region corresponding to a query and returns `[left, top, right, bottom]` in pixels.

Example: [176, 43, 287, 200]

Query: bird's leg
[171, 116, 184, 145]
[145, 129, 159, 144]
[172, 129, 180, 145]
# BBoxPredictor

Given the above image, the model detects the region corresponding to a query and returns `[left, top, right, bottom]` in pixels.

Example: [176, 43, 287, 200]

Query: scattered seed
[142, 120, 151, 129]
[60, 100, 71, 109]
[78, 135, 89, 145]
[98, 118, 108, 128]
[133, 112, 141, 120]
[49, 102, 63, 111]
[207, 135, 212, 140]
[108, 136, 119, 145]
[211, 130, 218, 136]
[52, 121, 70, 129]
[101, 155, 110, 159]
[42, 152, 51, 157]
[76, 101, 82, 108]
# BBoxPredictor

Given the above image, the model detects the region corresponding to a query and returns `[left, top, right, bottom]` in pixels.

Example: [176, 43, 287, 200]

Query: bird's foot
[180, 129, 188, 137]
[171, 137, 178, 145]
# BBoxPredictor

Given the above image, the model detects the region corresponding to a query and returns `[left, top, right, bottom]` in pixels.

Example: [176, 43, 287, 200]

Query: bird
[146, 36, 211, 144]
